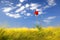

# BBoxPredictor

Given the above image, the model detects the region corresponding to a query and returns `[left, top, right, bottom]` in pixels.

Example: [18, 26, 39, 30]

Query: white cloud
[30, 3, 41, 7]
[3, 7, 12, 13]
[25, 3, 30, 8]
[36, 9, 41, 11]
[6, 13, 14, 17]
[1, 1, 9, 3]
[15, 6, 25, 13]
[30, 3, 41, 10]
[19, 0, 25, 3]
[16, 3, 22, 7]
[43, 0, 56, 10]
[10, 3, 14, 5]
[13, 14, 21, 18]
[43, 16, 56, 24]
[30, 6, 38, 10]
[26, 13, 32, 16]
[30, 3, 37, 7]
[43, 20, 51, 24]
[39, 11, 43, 15]
[46, 16, 56, 20]
[21, 10, 26, 14]
[43, 5, 50, 9]
[47, 0, 56, 6]
[1, 1, 14, 6]
[5, 13, 21, 18]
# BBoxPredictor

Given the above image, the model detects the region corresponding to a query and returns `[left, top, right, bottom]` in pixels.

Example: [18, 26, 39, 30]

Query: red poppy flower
[34, 10, 39, 15]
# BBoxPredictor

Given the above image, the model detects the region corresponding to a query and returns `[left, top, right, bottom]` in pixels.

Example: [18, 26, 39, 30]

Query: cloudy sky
[0, 0, 60, 27]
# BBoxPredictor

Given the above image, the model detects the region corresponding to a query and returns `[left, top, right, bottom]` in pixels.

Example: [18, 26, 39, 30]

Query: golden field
[0, 26, 60, 40]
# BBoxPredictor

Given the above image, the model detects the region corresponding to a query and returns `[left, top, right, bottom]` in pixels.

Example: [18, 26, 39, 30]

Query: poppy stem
[36, 15, 38, 25]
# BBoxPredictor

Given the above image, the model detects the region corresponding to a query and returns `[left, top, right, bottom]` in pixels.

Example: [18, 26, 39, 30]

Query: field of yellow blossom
[0, 26, 60, 40]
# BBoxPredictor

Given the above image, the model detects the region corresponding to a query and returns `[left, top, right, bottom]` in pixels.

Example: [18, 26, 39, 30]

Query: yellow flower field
[0, 26, 60, 40]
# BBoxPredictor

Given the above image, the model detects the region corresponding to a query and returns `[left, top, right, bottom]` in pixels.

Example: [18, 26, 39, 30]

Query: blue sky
[0, 0, 60, 28]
